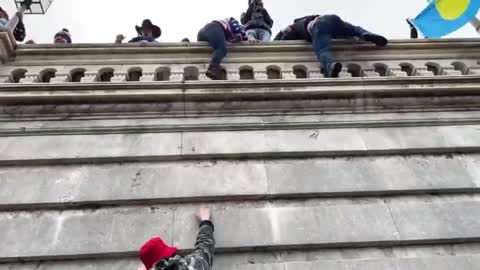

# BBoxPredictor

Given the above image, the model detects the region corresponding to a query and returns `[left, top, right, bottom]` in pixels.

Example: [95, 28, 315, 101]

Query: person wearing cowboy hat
[116, 19, 162, 44]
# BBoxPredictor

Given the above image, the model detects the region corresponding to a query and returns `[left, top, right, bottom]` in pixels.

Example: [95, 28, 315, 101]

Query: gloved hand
[115, 34, 125, 43]
[247, 35, 258, 43]
[232, 34, 243, 43]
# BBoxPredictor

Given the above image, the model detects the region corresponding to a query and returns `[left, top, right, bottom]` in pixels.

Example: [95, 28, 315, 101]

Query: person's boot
[21, 0, 33, 9]
[206, 64, 222, 80]
[362, 33, 388, 47]
[324, 62, 342, 78]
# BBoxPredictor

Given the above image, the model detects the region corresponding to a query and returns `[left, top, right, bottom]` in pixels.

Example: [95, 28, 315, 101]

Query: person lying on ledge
[139, 208, 215, 270]
[277, 14, 388, 78]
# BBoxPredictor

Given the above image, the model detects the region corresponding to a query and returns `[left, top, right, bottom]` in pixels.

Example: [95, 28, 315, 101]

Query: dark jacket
[153, 221, 215, 270]
[128, 36, 158, 43]
[241, 6, 274, 33]
[291, 15, 319, 41]
[13, 20, 26, 42]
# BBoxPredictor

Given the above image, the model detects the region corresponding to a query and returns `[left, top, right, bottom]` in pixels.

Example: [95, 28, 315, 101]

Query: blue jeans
[246, 28, 271, 41]
[197, 22, 227, 65]
[312, 15, 370, 75]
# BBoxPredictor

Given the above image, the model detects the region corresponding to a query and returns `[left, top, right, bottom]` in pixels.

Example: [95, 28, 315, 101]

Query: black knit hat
[54, 28, 72, 43]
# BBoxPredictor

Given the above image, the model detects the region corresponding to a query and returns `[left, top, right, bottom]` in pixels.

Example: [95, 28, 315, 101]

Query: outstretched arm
[188, 208, 215, 270]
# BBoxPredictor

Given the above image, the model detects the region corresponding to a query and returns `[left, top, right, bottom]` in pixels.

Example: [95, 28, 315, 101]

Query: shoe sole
[206, 71, 219, 80]
[330, 63, 343, 78]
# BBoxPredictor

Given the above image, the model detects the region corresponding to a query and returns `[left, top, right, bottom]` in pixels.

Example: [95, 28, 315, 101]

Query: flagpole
[469, 17, 480, 34]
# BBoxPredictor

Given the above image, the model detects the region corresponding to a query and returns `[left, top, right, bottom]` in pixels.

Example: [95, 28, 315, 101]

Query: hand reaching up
[196, 207, 211, 222]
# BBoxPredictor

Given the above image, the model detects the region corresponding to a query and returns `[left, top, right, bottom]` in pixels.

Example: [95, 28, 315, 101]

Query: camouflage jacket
[153, 221, 215, 270]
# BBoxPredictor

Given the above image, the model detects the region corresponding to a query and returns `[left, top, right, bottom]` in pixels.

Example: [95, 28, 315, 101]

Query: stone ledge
[0, 125, 479, 166]
[2, 252, 480, 270]
[1, 199, 480, 261]
[1, 111, 480, 136]
[0, 155, 478, 210]
[12, 39, 480, 59]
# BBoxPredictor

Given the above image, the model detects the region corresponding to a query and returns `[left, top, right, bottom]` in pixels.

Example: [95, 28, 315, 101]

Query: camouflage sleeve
[186, 221, 215, 270]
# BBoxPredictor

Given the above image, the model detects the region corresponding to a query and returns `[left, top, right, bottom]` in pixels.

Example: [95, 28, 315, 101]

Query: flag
[411, 0, 480, 38]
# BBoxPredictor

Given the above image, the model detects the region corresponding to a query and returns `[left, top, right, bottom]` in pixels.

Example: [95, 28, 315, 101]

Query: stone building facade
[0, 29, 480, 269]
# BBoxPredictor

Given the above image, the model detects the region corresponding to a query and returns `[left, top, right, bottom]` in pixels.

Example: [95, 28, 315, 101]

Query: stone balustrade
[1, 30, 480, 84]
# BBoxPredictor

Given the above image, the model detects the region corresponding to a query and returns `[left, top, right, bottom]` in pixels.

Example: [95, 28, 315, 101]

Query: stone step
[0, 155, 478, 210]
[1, 111, 480, 136]
[1, 254, 480, 270]
[1, 197, 480, 262]
[0, 125, 479, 165]
[3, 242, 480, 270]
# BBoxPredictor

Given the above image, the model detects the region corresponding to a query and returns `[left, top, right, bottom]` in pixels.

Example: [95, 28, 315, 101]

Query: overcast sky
[0, 0, 478, 43]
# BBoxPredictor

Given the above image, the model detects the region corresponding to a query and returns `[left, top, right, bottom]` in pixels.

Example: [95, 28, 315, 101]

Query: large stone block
[0, 161, 269, 207]
[266, 155, 478, 196]
[388, 200, 480, 241]
[0, 209, 173, 260]
[285, 256, 480, 270]
[1, 125, 480, 164]
[2, 155, 478, 209]
[0, 133, 182, 163]
[172, 203, 399, 250]
[1, 255, 480, 270]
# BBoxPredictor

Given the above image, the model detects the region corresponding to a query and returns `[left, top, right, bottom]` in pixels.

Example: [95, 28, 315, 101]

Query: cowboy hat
[135, 19, 161, 39]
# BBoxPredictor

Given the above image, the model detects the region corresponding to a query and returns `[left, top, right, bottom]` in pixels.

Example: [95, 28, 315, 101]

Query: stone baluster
[140, 72, 155, 82]
[19, 74, 39, 83]
[339, 67, 352, 78]
[199, 73, 210, 81]
[50, 74, 69, 83]
[228, 71, 240, 80]
[442, 67, 462, 76]
[414, 68, 435, 76]
[282, 70, 296, 80]
[81, 73, 98, 83]
[170, 71, 184, 82]
[308, 70, 324, 79]
[0, 75, 11, 83]
[254, 71, 268, 80]
[363, 69, 381, 77]
[111, 73, 127, 82]
[466, 67, 480, 75]
[389, 68, 408, 77]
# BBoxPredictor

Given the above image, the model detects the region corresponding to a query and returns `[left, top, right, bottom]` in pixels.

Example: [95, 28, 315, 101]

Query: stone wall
[0, 30, 480, 270]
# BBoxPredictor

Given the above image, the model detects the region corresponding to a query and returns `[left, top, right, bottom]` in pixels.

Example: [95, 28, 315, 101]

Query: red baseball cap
[140, 237, 178, 270]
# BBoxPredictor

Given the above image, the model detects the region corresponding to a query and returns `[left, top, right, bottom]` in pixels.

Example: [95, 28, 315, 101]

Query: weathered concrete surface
[2, 195, 480, 260]
[0, 161, 269, 208]
[265, 155, 479, 196]
[173, 200, 480, 251]
[388, 200, 480, 241]
[1, 111, 479, 132]
[1, 125, 478, 165]
[1, 255, 479, 270]
[285, 256, 480, 270]
[0, 209, 173, 260]
[0, 133, 182, 163]
[1, 155, 477, 209]
[173, 203, 399, 250]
